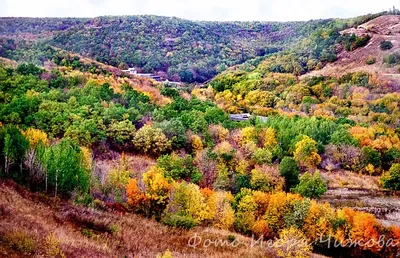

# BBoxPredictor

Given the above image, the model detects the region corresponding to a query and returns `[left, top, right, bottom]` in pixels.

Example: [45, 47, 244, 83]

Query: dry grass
[0, 180, 280, 258]
[94, 153, 156, 185]
[0, 57, 18, 68]
[321, 169, 380, 189]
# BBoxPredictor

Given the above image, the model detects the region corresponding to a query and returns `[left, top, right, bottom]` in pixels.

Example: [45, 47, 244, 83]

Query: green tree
[16, 63, 43, 76]
[381, 163, 400, 190]
[0, 125, 29, 174]
[362, 146, 381, 168]
[294, 171, 327, 199]
[40, 139, 90, 196]
[330, 127, 358, 146]
[157, 154, 201, 183]
[279, 157, 300, 191]
[252, 148, 273, 165]
[107, 119, 135, 148]
[156, 118, 187, 149]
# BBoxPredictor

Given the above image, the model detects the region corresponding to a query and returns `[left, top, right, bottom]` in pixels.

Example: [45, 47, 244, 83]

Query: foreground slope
[0, 180, 274, 258]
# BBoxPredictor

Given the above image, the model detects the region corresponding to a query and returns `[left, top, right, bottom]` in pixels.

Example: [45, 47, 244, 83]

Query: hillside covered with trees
[0, 15, 367, 82]
[1, 10, 400, 258]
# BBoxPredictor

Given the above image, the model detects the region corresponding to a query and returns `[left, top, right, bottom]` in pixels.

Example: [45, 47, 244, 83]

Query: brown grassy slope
[303, 15, 400, 89]
[0, 57, 18, 68]
[0, 180, 277, 258]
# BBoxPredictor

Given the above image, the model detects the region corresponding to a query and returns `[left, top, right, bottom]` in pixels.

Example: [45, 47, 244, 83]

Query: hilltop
[304, 15, 400, 88]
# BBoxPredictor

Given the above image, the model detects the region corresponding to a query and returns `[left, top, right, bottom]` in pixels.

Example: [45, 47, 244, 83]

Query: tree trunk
[45, 172, 48, 193]
[55, 171, 58, 197]
[4, 156, 8, 174]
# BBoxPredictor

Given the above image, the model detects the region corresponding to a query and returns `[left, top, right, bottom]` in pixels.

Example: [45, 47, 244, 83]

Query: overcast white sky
[0, 0, 398, 21]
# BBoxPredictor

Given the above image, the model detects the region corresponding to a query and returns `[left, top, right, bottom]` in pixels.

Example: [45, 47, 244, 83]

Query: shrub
[106, 154, 131, 194]
[340, 145, 364, 171]
[161, 88, 180, 98]
[382, 148, 400, 170]
[350, 72, 370, 86]
[44, 233, 65, 258]
[380, 40, 393, 51]
[284, 199, 311, 229]
[366, 56, 376, 65]
[381, 163, 400, 190]
[6, 230, 36, 254]
[279, 157, 300, 191]
[163, 214, 197, 229]
[343, 34, 370, 51]
[383, 52, 400, 65]
[294, 171, 327, 199]
[133, 125, 171, 156]
[106, 120, 135, 147]
[80, 228, 94, 238]
[330, 126, 358, 146]
[16, 63, 43, 76]
[157, 118, 186, 149]
[157, 249, 173, 258]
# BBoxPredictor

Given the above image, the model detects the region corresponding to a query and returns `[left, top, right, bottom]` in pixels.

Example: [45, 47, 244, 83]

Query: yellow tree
[191, 134, 203, 153]
[234, 194, 257, 234]
[240, 127, 257, 146]
[264, 192, 302, 233]
[23, 128, 48, 148]
[204, 190, 235, 230]
[274, 227, 312, 258]
[143, 166, 171, 218]
[302, 201, 335, 241]
[260, 127, 278, 150]
[293, 135, 321, 169]
[164, 181, 210, 227]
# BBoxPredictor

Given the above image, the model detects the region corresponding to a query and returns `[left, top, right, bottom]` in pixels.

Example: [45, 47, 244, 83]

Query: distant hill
[0, 15, 332, 82]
